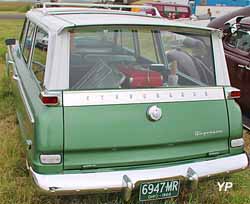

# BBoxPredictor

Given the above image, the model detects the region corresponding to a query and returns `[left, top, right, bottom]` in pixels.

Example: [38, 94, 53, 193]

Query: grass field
[0, 2, 31, 13]
[0, 18, 250, 204]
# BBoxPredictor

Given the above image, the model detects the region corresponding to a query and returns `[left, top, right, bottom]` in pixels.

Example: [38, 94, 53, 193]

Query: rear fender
[224, 87, 243, 154]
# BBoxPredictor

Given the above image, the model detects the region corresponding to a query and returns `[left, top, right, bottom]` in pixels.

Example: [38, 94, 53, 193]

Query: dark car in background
[208, 7, 250, 29]
[208, 8, 250, 129]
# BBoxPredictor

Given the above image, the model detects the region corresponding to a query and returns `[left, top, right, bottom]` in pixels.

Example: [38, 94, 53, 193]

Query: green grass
[0, 20, 23, 62]
[0, 2, 31, 13]
[1, 18, 250, 204]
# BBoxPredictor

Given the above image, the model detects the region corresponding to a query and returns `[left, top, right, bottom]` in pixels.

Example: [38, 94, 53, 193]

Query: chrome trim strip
[243, 124, 250, 131]
[15, 76, 35, 124]
[243, 115, 250, 130]
[30, 153, 248, 193]
[63, 87, 225, 107]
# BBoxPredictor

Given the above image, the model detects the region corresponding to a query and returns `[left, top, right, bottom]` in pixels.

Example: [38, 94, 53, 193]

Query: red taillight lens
[229, 91, 241, 99]
[40, 94, 59, 106]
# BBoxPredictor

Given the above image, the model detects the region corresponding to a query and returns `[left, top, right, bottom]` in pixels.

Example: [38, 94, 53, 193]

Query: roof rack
[40, 2, 161, 17]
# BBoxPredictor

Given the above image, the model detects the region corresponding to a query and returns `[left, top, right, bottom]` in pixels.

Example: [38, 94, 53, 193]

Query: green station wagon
[5, 2, 250, 202]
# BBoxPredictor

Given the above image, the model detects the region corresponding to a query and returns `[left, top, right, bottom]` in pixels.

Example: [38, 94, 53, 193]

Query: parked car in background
[144, 2, 191, 19]
[35, 29, 48, 50]
[208, 7, 250, 29]
[208, 8, 250, 129]
[5, 2, 249, 202]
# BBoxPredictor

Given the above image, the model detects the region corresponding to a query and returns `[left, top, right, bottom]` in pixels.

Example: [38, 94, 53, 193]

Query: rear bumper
[30, 153, 249, 199]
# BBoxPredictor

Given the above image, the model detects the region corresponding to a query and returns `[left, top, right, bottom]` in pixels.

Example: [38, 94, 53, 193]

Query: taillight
[229, 90, 241, 99]
[226, 87, 240, 99]
[40, 92, 59, 106]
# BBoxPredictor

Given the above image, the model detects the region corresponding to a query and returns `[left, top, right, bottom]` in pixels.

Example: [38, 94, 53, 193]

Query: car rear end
[28, 11, 249, 201]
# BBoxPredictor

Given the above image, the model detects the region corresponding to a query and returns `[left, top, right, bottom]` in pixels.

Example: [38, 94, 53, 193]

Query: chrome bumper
[30, 153, 249, 199]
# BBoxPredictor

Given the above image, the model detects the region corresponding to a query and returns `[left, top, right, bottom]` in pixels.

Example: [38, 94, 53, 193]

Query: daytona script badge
[147, 105, 162, 121]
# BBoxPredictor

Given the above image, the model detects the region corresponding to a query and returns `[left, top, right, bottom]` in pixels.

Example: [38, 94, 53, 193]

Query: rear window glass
[69, 27, 215, 90]
[23, 22, 35, 62]
[31, 27, 48, 86]
[164, 6, 176, 12]
[20, 18, 28, 51]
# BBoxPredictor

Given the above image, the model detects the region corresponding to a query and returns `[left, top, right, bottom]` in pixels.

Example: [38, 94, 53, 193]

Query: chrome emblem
[147, 105, 162, 121]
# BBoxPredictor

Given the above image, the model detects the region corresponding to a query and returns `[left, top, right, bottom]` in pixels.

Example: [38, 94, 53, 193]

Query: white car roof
[26, 6, 216, 33]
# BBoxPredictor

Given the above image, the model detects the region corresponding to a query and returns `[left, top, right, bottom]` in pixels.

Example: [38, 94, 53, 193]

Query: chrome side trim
[63, 87, 225, 107]
[30, 153, 248, 194]
[243, 115, 250, 130]
[15, 76, 35, 123]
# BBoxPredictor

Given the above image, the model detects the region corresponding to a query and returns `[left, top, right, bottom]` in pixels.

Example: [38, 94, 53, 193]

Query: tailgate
[62, 87, 229, 170]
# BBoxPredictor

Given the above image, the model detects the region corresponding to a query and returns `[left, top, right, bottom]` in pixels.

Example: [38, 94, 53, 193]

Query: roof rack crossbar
[41, 2, 161, 17]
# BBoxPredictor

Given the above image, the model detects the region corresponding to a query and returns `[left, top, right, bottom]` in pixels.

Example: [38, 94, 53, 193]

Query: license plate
[139, 179, 180, 201]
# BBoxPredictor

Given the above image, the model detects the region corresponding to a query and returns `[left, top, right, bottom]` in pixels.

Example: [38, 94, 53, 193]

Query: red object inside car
[117, 64, 163, 88]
